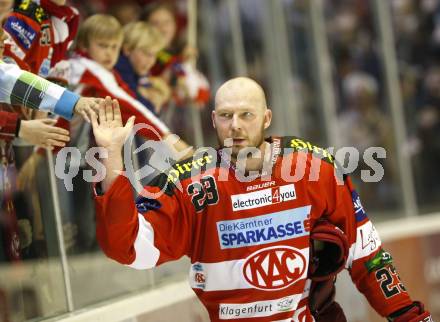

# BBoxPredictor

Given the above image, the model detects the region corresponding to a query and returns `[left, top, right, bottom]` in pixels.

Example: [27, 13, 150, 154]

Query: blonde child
[50, 14, 192, 155]
[51, 14, 171, 140]
[115, 21, 170, 114]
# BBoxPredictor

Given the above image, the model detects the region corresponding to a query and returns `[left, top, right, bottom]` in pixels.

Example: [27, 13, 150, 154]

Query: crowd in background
[0, 0, 209, 258]
[1, 0, 440, 321]
[211, 0, 440, 211]
[324, 0, 440, 209]
[0, 1, 209, 320]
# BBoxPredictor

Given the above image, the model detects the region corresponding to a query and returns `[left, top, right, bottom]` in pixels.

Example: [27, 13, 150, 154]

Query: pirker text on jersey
[167, 155, 214, 183]
[290, 137, 336, 166]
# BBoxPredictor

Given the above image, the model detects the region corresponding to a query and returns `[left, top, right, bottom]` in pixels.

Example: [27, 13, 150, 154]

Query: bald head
[215, 77, 267, 111]
[212, 77, 272, 157]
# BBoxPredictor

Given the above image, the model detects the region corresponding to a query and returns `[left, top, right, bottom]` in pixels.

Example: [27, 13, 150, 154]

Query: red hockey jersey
[95, 136, 414, 321]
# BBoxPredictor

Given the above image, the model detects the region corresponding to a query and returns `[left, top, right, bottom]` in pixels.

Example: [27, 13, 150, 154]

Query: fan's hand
[74, 97, 102, 123]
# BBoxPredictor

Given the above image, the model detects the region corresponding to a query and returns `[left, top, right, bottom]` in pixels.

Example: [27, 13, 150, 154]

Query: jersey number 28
[187, 176, 219, 212]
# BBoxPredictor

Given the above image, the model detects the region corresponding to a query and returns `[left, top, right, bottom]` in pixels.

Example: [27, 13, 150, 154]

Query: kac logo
[242, 246, 306, 290]
[194, 272, 205, 284]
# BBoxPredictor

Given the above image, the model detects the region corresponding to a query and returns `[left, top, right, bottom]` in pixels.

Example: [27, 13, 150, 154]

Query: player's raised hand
[91, 96, 135, 151]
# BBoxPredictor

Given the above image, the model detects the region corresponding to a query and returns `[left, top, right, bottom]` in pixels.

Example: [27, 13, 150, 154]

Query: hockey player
[92, 78, 432, 321]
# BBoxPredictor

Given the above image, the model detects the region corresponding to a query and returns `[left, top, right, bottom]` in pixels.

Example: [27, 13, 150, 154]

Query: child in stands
[49, 13, 192, 153]
[115, 21, 170, 115]
[50, 14, 171, 140]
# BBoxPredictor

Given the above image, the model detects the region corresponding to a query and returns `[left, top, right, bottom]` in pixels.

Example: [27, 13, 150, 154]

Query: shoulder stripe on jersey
[165, 149, 218, 184]
[282, 136, 335, 166]
[15, 1, 48, 24]
[144, 172, 177, 197]
[281, 136, 347, 180]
